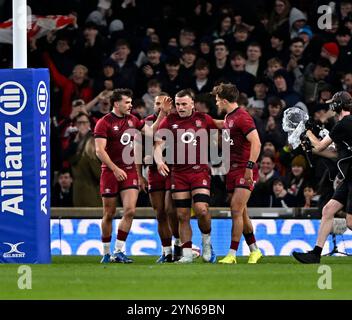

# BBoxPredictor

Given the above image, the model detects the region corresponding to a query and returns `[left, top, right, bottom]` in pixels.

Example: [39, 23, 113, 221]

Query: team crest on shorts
[133, 179, 138, 185]
[196, 120, 202, 128]
[239, 178, 245, 185]
[171, 184, 175, 189]
[202, 179, 208, 185]
[105, 188, 111, 193]
[128, 120, 134, 127]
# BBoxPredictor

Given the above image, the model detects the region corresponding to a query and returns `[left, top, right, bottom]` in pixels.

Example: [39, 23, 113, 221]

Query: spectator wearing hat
[321, 42, 340, 66]
[287, 155, 309, 206]
[270, 177, 296, 208]
[298, 26, 313, 47]
[289, 7, 307, 39]
[303, 58, 331, 106]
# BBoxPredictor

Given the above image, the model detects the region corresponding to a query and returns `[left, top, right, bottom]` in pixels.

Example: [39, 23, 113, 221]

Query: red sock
[243, 233, 256, 246]
[102, 236, 111, 243]
[182, 241, 192, 248]
[161, 238, 172, 247]
[230, 241, 239, 250]
[117, 229, 128, 241]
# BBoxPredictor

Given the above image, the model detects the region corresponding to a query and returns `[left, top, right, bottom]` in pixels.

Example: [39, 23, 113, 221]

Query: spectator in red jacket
[43, 52, 93, 119]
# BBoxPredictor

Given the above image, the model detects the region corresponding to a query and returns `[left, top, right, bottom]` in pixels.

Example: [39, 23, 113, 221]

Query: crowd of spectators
[1, 0, 351, 209]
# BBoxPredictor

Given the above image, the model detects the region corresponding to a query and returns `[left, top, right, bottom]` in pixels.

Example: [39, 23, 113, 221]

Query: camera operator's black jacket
[329, 115, 352, 181]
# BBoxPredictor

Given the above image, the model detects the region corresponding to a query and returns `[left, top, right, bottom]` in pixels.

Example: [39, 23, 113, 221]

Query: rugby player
[139, 93, 182, 263]
[95, 88, 166, 263]
[212, 83, 263, 264]
[155, 89, 219, 263]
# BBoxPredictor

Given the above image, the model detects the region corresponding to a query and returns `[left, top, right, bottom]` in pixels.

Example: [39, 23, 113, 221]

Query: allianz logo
[2, 241, 25, 258]
[0, 81, 27, 116]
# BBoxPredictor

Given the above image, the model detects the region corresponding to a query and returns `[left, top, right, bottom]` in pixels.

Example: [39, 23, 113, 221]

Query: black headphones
[329, 91, 352, 113]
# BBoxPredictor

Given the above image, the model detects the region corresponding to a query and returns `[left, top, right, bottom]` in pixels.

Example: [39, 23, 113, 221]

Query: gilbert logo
[0, 81, 27, 115]
[3, 242, 25, 258]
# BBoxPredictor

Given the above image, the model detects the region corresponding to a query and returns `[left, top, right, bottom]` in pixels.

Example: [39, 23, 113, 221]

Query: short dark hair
[230, 50, 246, 60]
[316, 57, 331, 69]
[195, 58, 209, 70]
[248, 42, 262, 49]
[115, 39, 130, 49]
[290, 37, 304, 46]
[110, 88, 133, 105]
[147, 79, 161, 88]
[175, 88, 195, 100]
[58, 168, 72, 177]
[147, 43, 162, 53]
[211, 83, 239, 103]
[267, 95, 282, 107]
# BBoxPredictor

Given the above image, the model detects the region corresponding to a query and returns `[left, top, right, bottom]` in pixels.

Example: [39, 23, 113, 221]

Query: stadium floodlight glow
[12, 0, 27, 68]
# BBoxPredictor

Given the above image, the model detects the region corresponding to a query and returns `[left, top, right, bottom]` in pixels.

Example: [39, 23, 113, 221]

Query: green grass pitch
[1, 256, 351, 299]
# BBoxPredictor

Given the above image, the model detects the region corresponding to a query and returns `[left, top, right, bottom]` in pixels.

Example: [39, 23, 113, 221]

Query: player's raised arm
[95, 138, 127, 181]
[141, 96, 173, 136]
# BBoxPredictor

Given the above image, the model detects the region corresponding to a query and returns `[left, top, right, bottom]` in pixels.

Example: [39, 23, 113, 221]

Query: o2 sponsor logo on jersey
[0, 81, 27, 116]
[2, 241, 25, 258]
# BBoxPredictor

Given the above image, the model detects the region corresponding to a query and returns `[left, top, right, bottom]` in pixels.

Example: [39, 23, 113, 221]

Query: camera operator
[293, 91, 352, 263]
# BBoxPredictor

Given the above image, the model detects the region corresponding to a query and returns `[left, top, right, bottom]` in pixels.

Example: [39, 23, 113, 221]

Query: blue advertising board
[51, 219, 352, 256]
[0, 69, 51, 263]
